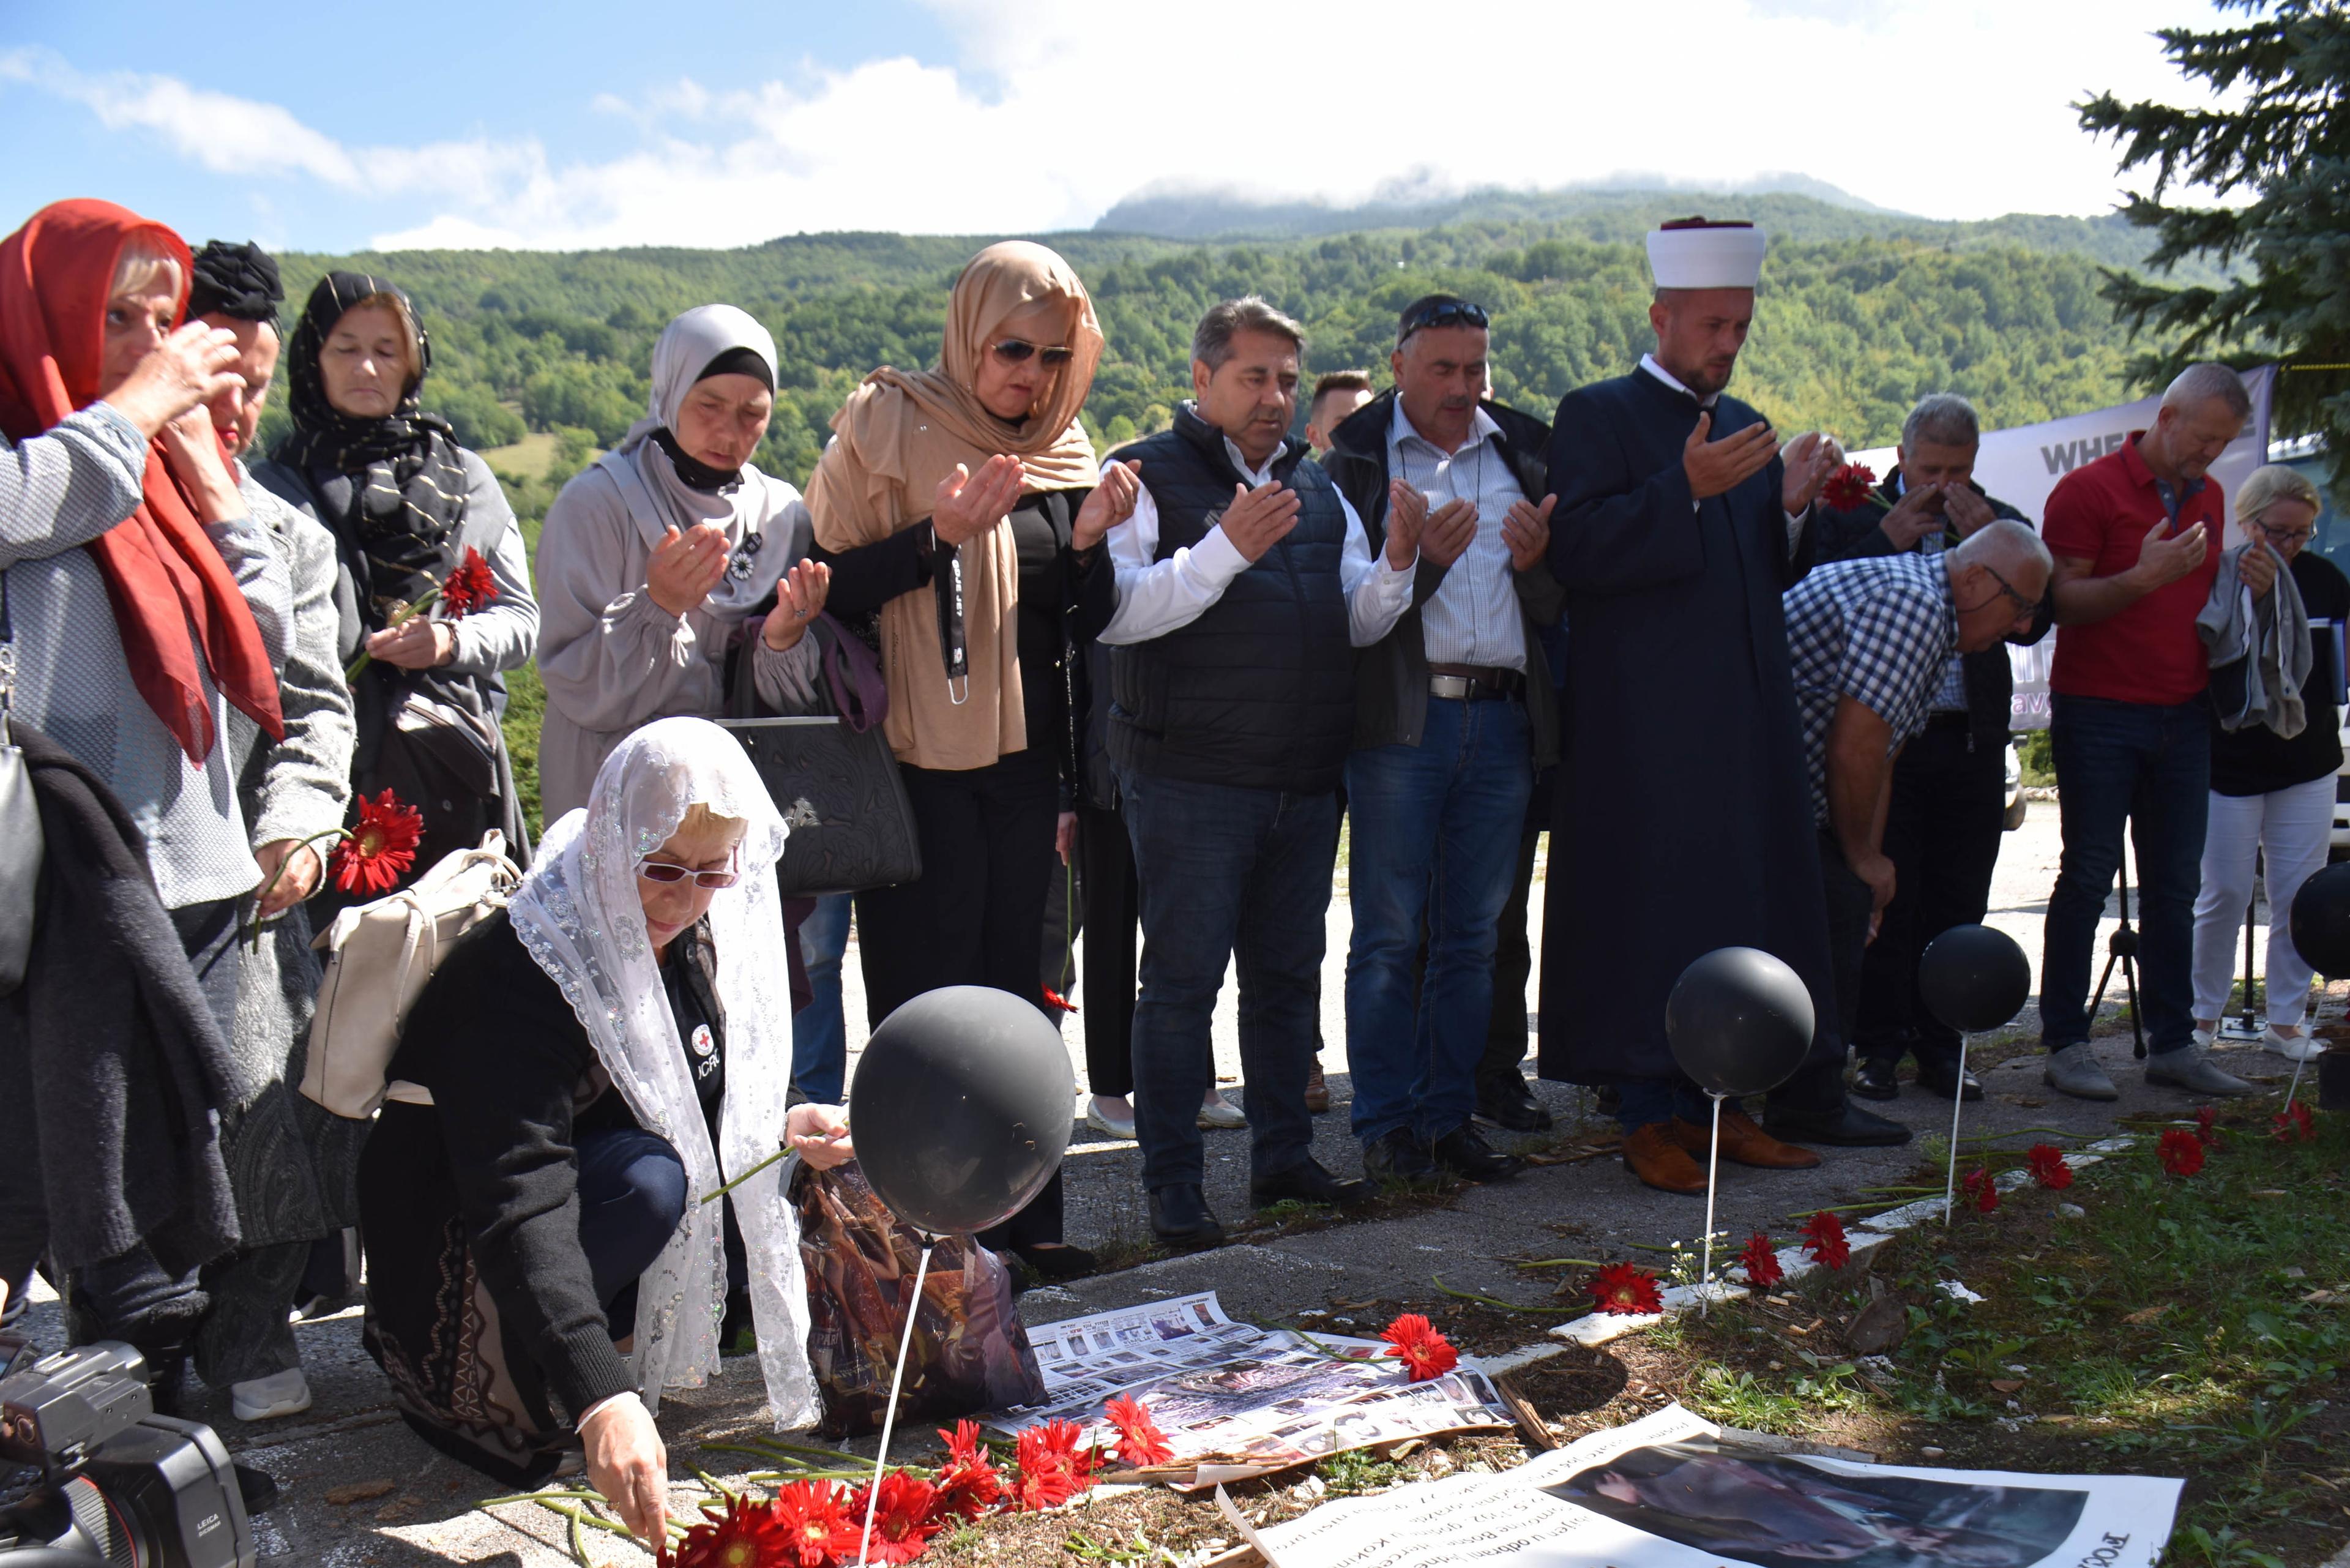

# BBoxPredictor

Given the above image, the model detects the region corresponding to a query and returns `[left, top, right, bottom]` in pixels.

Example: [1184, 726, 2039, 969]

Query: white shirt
[1099, 431, 1415, 647]
[1638, 354, 1809, 558]
[1387, 399, 1527, 671]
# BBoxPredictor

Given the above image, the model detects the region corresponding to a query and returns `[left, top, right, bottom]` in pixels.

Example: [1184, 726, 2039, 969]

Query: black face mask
[652, 427, 740, 493]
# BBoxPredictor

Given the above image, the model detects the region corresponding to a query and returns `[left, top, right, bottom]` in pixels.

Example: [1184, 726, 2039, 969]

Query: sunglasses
[1398, 301, 1490, 343]
[636, 851, 740, 889]
[989, 339, 1075, 366]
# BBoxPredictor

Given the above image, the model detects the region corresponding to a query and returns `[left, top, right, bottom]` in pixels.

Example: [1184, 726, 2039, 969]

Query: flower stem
[1430, 1274, 1575, 1313]
[244, 824, 352, 949]
[698, 1147, 788, 1204]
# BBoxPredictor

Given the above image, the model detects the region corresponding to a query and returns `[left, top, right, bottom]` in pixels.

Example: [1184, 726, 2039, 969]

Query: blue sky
[1, 0, 2227, 255]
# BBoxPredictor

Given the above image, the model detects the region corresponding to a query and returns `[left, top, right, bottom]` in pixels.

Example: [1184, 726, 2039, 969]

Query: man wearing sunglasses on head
[1812, 395, 2050, 1107]
[1098, 296, 1422, 1248]
[1783, 522, 2055, 1138]
[1318, 295, 1565, 1185]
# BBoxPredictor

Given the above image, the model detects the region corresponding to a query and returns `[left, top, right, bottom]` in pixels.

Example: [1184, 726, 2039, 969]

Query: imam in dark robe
[1538, 365, 1832, 1088]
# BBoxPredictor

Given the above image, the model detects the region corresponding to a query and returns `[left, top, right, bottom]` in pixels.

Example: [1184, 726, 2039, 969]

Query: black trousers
[855, 747, 1065, 1249]
[1077, 800, 1138, 1098]
[1771, 829, 1876, 1115]
[1854, 720, 2007, 1073]
[1476, 813, 1545, 1099]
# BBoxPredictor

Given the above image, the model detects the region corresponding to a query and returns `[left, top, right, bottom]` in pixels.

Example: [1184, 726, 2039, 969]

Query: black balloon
[849, 985, 1076, 1236]
[1916, 924, 2032, 1034]
[1665, 947, 1816, 1098]
[2291, 864, 2350, 979]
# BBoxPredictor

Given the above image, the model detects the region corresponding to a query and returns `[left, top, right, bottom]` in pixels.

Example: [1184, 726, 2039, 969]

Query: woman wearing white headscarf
[355, 718, 851, 1541]
[534, 305, 831, 819]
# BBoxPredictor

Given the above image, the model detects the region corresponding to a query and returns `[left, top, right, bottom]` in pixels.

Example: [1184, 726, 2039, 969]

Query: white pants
[2190, 774, 2337, 1026]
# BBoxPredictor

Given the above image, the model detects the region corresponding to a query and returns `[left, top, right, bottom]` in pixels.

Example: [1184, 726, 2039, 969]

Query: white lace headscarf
[507, 715, 820, 1430]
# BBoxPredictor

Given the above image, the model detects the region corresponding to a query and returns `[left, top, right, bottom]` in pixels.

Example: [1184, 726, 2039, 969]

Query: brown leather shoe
[1304, 1061, 1331, 1114]
[1670, 1108, 1821, 1170]
[1621, 1123, 1707, 1195]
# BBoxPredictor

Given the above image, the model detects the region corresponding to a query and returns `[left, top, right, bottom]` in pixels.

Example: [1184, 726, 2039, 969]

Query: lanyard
[933, 530, 969, 706]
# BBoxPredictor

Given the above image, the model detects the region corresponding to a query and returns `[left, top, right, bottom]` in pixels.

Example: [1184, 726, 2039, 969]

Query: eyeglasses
[2257, 521, 2316, 547]
[636, 852, 740, 889]
[1966, 562, 2040, 618]
[988, 339, 1075, 366]
[1397, 300, 1490, 344]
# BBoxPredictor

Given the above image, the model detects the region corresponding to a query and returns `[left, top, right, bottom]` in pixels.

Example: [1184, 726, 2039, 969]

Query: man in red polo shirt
[2039, 363, 2268, 1100]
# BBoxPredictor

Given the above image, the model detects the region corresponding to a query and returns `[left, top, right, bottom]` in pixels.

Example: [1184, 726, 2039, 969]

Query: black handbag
[0, 570, 44, 995]
[723, 614, 920, 898]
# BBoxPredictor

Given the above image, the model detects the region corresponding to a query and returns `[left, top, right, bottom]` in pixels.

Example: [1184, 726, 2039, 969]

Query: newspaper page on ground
[1254, 1403, 2184, 1568]
[988, 1291, 1508, 1487]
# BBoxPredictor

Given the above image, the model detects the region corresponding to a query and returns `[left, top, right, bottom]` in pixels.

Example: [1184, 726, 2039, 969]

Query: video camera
[0, 1335, 252, 1568]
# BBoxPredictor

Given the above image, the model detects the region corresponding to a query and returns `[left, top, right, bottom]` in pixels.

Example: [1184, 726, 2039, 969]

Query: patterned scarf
[272, 271, 470, 629]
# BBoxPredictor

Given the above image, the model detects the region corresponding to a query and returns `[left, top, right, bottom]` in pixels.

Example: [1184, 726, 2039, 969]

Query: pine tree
[2078, 0, 2349, 482]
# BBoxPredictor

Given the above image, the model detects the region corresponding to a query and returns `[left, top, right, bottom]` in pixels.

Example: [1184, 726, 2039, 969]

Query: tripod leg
[2125, 952, 2146, 1059]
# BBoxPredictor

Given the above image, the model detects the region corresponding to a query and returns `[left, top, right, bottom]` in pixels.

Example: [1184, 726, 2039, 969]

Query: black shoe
[1764, 1099, 1913, 1148]
[1362, 1127, 1438, 1182]
[1851, 1059, 1900, 1101]
[720, 1289, 756, 1355]
[234, 1463, 281, 1516]
[1251, 1155, 1371, 1208]
[1430, 1123, 1525, 1182]
[1148, 1185, 1225, 1249]
[1475, 1080, 1553, 1133]
[1915, 1064, 1985, 1102]
[1015, 1244, 1098, 1282]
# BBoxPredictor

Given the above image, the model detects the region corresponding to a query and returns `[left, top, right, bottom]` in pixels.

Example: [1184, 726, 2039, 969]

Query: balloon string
[1699, 1094, 1722, 1315]
[1943, 1033, 1969, 1228]
[857, 1242, 933, 1567]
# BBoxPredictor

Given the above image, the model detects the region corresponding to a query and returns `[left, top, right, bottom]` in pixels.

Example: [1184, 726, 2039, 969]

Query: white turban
[1647, 220, 1769, 290]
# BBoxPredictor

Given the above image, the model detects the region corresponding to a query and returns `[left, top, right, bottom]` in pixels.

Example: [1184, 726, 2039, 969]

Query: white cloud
[2, 1, 2231, 251]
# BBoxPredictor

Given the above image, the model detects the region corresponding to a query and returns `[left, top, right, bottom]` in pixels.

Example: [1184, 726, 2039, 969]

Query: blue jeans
[575, 1126, 688, 1320]
[1119, 767, 1336, 1192]
[1617, 1078, 1714, 1133]
[791, 892, 851, 1103]
[2040, 693, 2211, 1055]
[1345, 696, 1533, 1146]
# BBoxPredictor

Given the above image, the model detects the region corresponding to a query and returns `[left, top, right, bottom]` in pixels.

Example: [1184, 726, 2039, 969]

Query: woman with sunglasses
[806, 241, 1136, 1281]
[355, 717, 851, 1536]
[2190, 463, 2346, 1062]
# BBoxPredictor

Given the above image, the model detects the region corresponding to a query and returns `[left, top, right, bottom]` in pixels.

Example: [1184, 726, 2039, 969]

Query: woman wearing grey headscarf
[535, 305, 830, 819]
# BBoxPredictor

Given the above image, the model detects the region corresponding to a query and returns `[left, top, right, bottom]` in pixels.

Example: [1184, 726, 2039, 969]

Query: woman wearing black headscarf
[255, 272, 539, 882]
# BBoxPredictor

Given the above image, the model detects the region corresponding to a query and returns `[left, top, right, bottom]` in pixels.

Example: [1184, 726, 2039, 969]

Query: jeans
[1854, 720, 2007, 1076]
[575, 1126, 688, 1321]
[2040, 693, 2211, 1055]
[1119, 766, 1335, 1192]
[1478, 794, 1548, 1101]
[1617, 1078, 1714, 1133]
[791, 892, 851, 1103]
[1345, 695, 1532, 1146]
[2191, 775, 2335, 1028]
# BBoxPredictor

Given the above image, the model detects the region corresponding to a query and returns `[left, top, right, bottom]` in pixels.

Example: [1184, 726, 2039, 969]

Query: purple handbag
[726, 612, 922, 897]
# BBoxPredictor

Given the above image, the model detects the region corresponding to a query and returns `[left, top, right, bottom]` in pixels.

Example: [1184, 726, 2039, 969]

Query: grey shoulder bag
[0, 569, 45, 995]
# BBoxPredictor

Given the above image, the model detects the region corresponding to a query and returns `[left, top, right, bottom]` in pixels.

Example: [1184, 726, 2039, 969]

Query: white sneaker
[2262, 1028, 2326, 1063]
[230, 1367, 311, 1422]
[1084, 1097, 1137, 1140]
[2191, 1026, 2219, 1050]
[1198, 1092, 1247, 1130]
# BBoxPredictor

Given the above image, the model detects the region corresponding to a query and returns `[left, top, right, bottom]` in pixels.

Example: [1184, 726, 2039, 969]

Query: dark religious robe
[1537, 366, 1833, 1086]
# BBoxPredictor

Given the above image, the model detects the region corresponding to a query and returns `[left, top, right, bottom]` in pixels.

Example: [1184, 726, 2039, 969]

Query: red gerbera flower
[2195, 1105, 2223, 1148]
[2274, 1101, 2316, 1143]
[1012, 1421, 1097, 1512]
[1378, 1314, 1460, 1382]
[1041, 987, 1080, 1014]
[1800, 1210, 1851, 1271]
[436, 546, 498, 618]
[2026, 1144, 2073, 1190]
[672, 1494, 789, 1568]
[767, 1479, 857, 1567]
[1588, 1262, 1664, 1316]
[933, 1420, 1004, 1519]
[2158, 1127, 2206, 1177]
[1100, 1394, 1173, 1467]
[1738, 1232, 1784, 1289]
[328, 788, 425, 895]
[1962, 1167, 2000, 1214]
[1820, 462, 1879, 512]
[840, 1473, 945, 1566]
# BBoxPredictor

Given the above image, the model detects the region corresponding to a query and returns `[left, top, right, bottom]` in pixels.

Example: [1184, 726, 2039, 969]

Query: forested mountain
[259, 188, 2191, 529]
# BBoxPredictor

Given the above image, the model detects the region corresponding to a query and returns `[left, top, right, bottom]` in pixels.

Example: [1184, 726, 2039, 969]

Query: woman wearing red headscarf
[0, 198, 292, 1405]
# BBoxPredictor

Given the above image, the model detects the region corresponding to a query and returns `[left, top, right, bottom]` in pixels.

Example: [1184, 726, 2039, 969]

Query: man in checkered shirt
[1784, 519, 2053, 1119]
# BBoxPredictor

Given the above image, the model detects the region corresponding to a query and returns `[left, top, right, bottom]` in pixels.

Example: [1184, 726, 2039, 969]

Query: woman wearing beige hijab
[807, 241, 1138, 1278]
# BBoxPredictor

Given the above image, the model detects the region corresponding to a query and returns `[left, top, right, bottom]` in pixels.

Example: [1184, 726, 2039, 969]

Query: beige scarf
[807, 241, 1104, 771]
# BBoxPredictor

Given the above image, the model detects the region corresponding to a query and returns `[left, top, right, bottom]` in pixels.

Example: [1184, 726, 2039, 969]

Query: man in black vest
[1319, 295, 1565, 1185]
[1813, 394, 2052, 1103]
[1101, 296, 1423, 1248]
